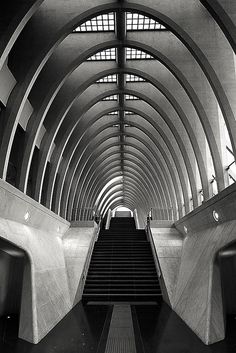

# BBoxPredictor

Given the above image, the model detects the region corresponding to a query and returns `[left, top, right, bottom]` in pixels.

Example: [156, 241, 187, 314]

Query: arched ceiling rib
[80, 149, 172, 218]
[83, 153, 173, 217]
[64, 130, 182, 219]
[66, 137, 171, 220]
[199, 0, 236, 53]
[81, 150, 175, 221]
[0, 1, 235, 222]
[79, 147, 173, 219]
[44, 109, 186, 215]
[82, 159, 165, 218]
[32, 84, 198, 209]
[16, 38, 226, 196]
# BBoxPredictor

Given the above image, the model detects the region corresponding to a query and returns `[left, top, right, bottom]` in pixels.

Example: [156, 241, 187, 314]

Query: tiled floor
[1, 301, 236, 353]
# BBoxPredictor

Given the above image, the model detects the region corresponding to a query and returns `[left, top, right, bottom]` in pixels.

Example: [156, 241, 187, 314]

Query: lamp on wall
[213, 210, 219, 222]
[24, 211, 30, 222]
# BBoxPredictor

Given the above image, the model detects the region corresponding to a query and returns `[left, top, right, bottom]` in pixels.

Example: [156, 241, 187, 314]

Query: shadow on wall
[0, 238, 29, 339]
[216, 241, 236, 321]
[135, 302, 236, 353]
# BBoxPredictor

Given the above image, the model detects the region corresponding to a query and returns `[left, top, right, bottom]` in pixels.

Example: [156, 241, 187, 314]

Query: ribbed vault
[0, 0, 235, 222]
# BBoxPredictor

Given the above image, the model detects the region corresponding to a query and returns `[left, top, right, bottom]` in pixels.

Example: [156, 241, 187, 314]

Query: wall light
[213, 210, 219, 222]
[24, 211, 30, 222]
[184, 226, 188, 234]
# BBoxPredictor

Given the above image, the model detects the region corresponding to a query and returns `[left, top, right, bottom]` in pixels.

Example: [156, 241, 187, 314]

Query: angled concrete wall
[151, 183, 236, 345]
[0, 179, 96, 343]
[150, 222, 183, 306]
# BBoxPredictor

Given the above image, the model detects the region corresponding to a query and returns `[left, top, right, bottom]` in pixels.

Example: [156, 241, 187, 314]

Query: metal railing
[79, 217, 102, 296]
[148, 207, 174, 221]
[71, 207, 101, 222]
[145, 216, 162, 278]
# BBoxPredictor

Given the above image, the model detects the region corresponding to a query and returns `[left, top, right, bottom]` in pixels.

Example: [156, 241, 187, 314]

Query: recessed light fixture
[213, 210, 219, 222]
[24, 211, 30, 222]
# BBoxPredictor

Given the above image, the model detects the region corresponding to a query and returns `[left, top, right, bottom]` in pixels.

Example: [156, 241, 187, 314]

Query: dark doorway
[0, 238, 26, 342]
[217, 242, 236, 316]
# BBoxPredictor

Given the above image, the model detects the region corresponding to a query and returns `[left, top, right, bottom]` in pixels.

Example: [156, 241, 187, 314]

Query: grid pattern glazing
[102, 95, 118, 101]
[126, 74, 145, 82]
[96, 74, 117, 83]
[74, 13, 115, 32]
[126, 48, 154, 60]
[126, 12, 166, 31]
[87, 48, 116, 61]
[125, 94, 140, 100]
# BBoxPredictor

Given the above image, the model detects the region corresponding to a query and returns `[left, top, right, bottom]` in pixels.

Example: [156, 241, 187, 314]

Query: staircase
[82, 217, 162, 302]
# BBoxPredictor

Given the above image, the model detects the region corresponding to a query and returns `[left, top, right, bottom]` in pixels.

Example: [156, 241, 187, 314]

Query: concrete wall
[150, 183, 236, 345]
[150, 223, 183, 306]
[63, 225, 98, 306]
[0, 178, 97, 344]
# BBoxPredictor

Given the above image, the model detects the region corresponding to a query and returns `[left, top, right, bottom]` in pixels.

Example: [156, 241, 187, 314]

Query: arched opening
[112, 206, 133, 218]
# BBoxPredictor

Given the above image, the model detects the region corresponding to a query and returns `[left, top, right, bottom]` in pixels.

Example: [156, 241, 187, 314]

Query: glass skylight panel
[126, 12, 166, 31]
[125, 94, 140, 100]
[74, 13, 115, 32]
[96, 74, 117, 83]
[125, 110, 135, 115]
[108, 111, 118, 115]
[126, 74, 145, 82]
[87, 48, 116, 61]
[126, 48, 154, 60]
[102, 95, 118, 101]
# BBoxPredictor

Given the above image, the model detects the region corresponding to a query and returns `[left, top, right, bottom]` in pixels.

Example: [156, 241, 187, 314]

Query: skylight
[125, 94, 140, 100]
[74, 13, 115, 32]
[96, 74, 117, 83]
[126, 12, 166, 31]
[126, 48, 154, 60]
[126, 74, 145, 82]
[102, 95, 118, 101]
[87, 47, 154, 61]
[87, 48, 116, 61]
[74, 12, 166, 33]
[125, 111, 135, 115]
[108, 111, 118, 115]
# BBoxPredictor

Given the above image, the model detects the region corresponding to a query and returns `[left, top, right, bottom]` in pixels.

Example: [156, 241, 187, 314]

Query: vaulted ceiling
[0, 0, 235, 222]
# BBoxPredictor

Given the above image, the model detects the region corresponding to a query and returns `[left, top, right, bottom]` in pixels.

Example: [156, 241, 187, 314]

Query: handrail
[71, 207, 101, 222]
[105, 209, 112, 229]
[148, 207, 174, 221]
[145, 216, 162, 278]
[80, 217, 102, 294]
